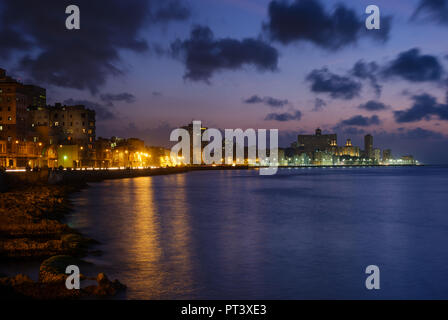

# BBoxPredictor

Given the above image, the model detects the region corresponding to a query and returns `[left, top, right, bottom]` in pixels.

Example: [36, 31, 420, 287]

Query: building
[181, 122, 208, 164]
[335, 139, 361, 157]
[147, 146, 172, 167]
[364, 134, 373, 159]
[400, 155, 415, 165]
[0, 68, 46, 141]
[297, 128, 337, 155]
[382, 149, 392, 163]
[312, 150, 334, 165]
[373, 148, 381, 163]
[110, 137, 151, 168]
[28, 103, 96, 145]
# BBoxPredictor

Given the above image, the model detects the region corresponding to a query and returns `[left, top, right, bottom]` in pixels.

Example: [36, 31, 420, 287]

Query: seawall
[1, 167, 190, 190]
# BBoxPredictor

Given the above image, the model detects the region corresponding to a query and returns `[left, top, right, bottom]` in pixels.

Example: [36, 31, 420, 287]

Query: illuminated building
[382, 149, 392, 163]
[312, 150, 334, 166]
[335, 139, 361, 157]
[400, 155, 415, 165]
[0, 68, 46, 141]
[373, 148, 381, 163]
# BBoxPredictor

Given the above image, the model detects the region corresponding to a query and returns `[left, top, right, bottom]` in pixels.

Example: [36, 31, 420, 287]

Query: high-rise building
[181, 121, 207, 164]
[0, 68, 46, 141]
[297, 128, 337, 154]
[382, 149, 392, 163]
[373, 148, 381, 163]
[364, 134, 373, 158]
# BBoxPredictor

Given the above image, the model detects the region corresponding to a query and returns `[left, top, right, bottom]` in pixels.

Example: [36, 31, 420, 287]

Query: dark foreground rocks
[0, 255, 125, 299]
[0, 184, 125, 299]
[0, 184, 94, 259]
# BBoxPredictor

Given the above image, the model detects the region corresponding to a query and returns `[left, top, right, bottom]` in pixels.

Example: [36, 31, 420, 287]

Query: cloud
[313, 98, 327, 111]
[171, 25, 279, 82]
[263, 0, 391, 50]
[350, 60, 381, 96]
[264, 110, 302, 121]
[399, 127, 445, 139]
[243, 95, 289, 107]
[394, 93, 448, 123]
[0, 0, 190, 94]
[337, 115, 381, 127]
[382, 48, 444, 83]
[100, 92, 136, 106]
[62, 98, 116, 120]
[358, 100, 390, 111]
[306, 67, 361, 99]
[413, 0, 448, 24]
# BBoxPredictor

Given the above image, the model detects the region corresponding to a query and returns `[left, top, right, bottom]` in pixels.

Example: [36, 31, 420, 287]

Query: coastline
[0, 167, 189, 299]
[0, 164, 424, 299]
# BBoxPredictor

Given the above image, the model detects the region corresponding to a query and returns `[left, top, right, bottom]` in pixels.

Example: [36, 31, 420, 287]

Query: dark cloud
[243, 95, 288, 108]
[63, 98, 116, 120]
[394, 93, 448, 123]
[100, 92, 136, 106]
[264, 110, 302, 121]
[171, 25, 279, 82]
[306, 68, 361, 99]
[338, 115, 381, 127]
[313, 98, 327, 111]
[358, 100, 390, 111]
[413, 0, 448, 24]
[350, 60, 381, 96]
[399, 127, 445, 139]
[152, 91, 163, 97]
[263, 0, 391, 50]
[0, 0, 190, 94]
[382, 48, 444, 83]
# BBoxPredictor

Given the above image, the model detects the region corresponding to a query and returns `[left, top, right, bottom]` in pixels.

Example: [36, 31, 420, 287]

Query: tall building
[382, 149, 392, 163]
[297, 128, 337, 155]
[0, 68, 46, 141]
[373, 148, 381, 163]
[181, 121, 207, 164]
[364, 134, 373, 158]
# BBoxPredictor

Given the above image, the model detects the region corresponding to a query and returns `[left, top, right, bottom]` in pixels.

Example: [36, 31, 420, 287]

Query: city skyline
[1, 0, 448, 164]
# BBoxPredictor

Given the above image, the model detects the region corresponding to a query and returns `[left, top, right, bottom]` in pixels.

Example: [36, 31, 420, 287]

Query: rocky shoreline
[0, 182, 125, 299]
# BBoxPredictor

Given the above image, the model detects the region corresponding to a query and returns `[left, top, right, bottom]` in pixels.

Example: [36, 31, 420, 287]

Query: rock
[0, 274, 34, 286]
[39, 255, 80, 283]
[92, 272, 126, 296]
[61, 233, 87, 250]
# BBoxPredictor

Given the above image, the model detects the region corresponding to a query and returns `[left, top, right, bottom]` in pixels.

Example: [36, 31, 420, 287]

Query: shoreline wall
[2, 167, 190, 189]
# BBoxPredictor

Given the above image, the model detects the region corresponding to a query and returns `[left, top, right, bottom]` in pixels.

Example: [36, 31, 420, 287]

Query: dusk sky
[1, 0, 448, 163]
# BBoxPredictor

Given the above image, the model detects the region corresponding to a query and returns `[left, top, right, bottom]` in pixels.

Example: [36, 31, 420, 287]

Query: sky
[1, 0, 448, 163]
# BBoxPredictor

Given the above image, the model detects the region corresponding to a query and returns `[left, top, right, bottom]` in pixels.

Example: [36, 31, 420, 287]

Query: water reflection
[68, 167, 448, 299]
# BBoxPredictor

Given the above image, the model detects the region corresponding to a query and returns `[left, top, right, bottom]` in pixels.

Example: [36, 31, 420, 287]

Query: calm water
[67, 166, 448, 299]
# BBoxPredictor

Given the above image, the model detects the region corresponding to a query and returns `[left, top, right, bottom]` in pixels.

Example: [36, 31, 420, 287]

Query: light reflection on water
[68, 167, 448, 299]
